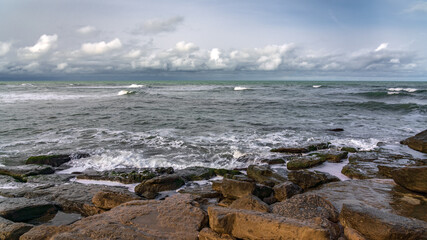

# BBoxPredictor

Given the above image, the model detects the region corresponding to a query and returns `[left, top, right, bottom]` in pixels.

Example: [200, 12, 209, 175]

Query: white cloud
[81, 38, 122, 55]
[18, 34, 58, 58]
[76, 25, 97, 34]
[390, 58, 400, 63]
[375, 43, 388, 52]
[132, 16, 184, 35]
[405, 2, 427, 13]
[0, 42, 11, 56]
[175, 41, 198, 52]
[22, 62, 40, 72]
[124, 49, 141, 58]
[56, 62, 68, 70]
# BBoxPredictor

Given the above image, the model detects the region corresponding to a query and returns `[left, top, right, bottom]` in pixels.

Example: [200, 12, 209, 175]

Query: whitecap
[387, 88, 417, 93]
[128, 84, 144, 88]
[234, 87, 248, 91]
[387, 91, 400, 95]
[312, 85, 322, 88]
[117, 90, 135, 96]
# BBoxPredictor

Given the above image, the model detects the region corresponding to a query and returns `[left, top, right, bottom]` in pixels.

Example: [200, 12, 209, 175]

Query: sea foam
[117, 90, 135, 96]
[312, 85, 322, 88]
[387, 88, 417, 93]
[234, 87, 248, 91]
[128, 84, 144, 88]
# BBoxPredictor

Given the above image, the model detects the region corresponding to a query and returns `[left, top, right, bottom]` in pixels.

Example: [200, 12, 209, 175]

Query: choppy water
[0, 80, 426, 170]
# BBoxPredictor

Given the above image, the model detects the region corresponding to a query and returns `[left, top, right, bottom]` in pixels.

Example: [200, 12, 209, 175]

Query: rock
[288, 170, 340, 190]
[0, 198, 57, 222]
[260, 157, 287, 165]
[91, 190, 141, 210]
[306, 142, 331, 152]
[176, 167, 241, 181]
[273, 181, 303, 201]
[344, 227, 367, 240]
[287, 155, 326, 170]
[311, 151, 348, 163]
[308, 179, 427, 222]
[77, 168, 158, 184]
[341, 164, 369, 179]
[20, 194, 207, 240]
[25, 153, 89, 167]
[198, 228, 235, 240]
[340, 147, 358, 153]
[246, 165, 287, 186]
[401, 129, 427, 153]
[377, 165, 398, 178]
[218, 198, 234, 207]
[271, 194, 339, 222]
[348, 152, 378, 163]
[0, 216, 33, 240]
[253, 184, 274, 200]
[270, 147, 308, 153]
[328, 128, 344, 132]
[134, 174, 185, 199]
[178, 182, 221, 198]
[19, 225, 70, 240]
[0, 165, 54, 182]
[340, 204, 427, 240]
[208, 206, 332, 240]
[229, 194, 270, 213]
[392, 166, 427, 193]
[220, 178, 256, 199]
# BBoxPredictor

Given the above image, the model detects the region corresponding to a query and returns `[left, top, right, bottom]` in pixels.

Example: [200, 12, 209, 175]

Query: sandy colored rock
[392, 166, 427, 193]
[0, 216, 33, 240]
[273, 181, 303, 201]
[198, 228, 235, 240]
[220, 178, 256, 199]
[229, 194, 269, 213]
[20, 194, 207, 240]
[288, 170, 339, 190]
[401, 129, 427, 153]
[340, 204, 427, 240]
[208, 206, 332, 240]
[0, 198, 57, 222]
[246, 165, 287, 186]
[91, 190, 140, 210]
[19, 225, 71, 240]
[344, 227, 367, 240]
[134, 174, 185, 198]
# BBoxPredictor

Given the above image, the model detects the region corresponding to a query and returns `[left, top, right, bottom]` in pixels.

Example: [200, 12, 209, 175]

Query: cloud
[405, 2, 427, 13]
[132, 16, 184, 35]
[0, 42, 11, 56]
[18, 34, 58, 59]
[375, 43, 388, 52]
[56, 62, 68, 70]
[76, 25, 97, 34]
[81, 38, 122, 55]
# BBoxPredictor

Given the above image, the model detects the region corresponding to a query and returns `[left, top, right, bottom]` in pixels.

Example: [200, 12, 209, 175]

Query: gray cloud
[405, 2, 427, 13]
[132, 16, 184, 35]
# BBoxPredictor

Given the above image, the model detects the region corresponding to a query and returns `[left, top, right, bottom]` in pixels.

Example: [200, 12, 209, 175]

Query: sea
[0, 80, 426, 172]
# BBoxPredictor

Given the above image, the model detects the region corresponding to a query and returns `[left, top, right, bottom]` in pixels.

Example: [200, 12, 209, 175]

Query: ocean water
[0, 80, 426, 171]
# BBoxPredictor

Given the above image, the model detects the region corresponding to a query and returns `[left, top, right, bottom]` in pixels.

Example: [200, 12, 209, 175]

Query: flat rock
[287, 156, 326, 170]
[220, 178, 256, 199]
[208, 206, 333, 240]
[178, 182, 221, 199]
[229, 194, 270, 213]
[134, 174, 185, 199]
[0, 198, 57, 222]
[91, 190, 141, 210]
[0, 165, 54, 182]
[77, 168, 159, 184]
[0, 216, 33, 240]
[288, 170, 340, 190]
[392, 166, 427, 193]
[311, 151, 348, 163]
[401, 129, 427, 153]
[198, 227, 235, 240]
[340, 204, 427, 240]
[246, 165, 287, 186]
[25, 153, 89, 167]
[20, 194, 207, 240]
[273, 181, 303, 201]
[341, 164, 370, 179]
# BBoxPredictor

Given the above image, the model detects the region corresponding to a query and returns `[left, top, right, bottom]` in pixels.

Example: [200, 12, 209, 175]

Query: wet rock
[134, 174, 185, 199]
[176, 167, 241, 181]
[208, 206, 332, 240]
[377, 165, 398, 178]
[260, 157, 287, 165]
[25, 153, 89, 167]
[77, 168, 158, 184]
[311, 151, 348, 163]
[348, 152, 378, 163]
[0, 198, 57, 222]
[340, 147, 358, 153]
[178, 183, 221, 198]
[341, 164, 369, 179]
[344, 227, 367, 240]
[270, 147, 308, 153]
[198, 228, 235, 240]
[272, 194, 339, 223]
[220, 178, 256, 199]
[401, 129, 427, 153]
[0, 165, 54, 182]
[273, 181, 303, 201]
[392, 166, 427, 193]
[253, 184, 274, 201]
[246, 165, 287, 186]
[20, 194, 207, 240]
[26, 174, 75, 184]
[340, 204, 427, 240]
[287, 155, 326, 170]
[229, 194, 270, 213]
[288, 170, 340, 190]
[91, 190, 141, 210]
[308, 179, 427, 222]
[0, 216, 33, 240]
[328, 128, 344, 132]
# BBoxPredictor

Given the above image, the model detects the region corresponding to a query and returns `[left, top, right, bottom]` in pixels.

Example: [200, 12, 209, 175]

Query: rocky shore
[0, 130, 426, 240]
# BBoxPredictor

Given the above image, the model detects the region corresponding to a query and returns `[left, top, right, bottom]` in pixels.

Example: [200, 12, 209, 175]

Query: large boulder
[288, 170, 340, 190]
[229, 194, 270, 213]
[246, 165, 287, 186]
[91, 190, 141, 210]
[0, 216, 33, 240]
[340, 204, 427, 240]
[392, 166, 427, 193]
[0, 165, 54, 182]
[208, 206, 333, 240]
[134, 174, 185, 199]
[341, 164, 370, 179]
[20, 194, 207, 240]
[0, 198, 57, 222]
[273, 181, 303, 201]
[198, 228, 235, 240]
[401, 129, 427, 153]
[219, 178, 256, 199]
[311, 151, 348, 163]
[77, 168, 159, 184]
[287, 156, 326, 170]
[25, 153, 89, 167]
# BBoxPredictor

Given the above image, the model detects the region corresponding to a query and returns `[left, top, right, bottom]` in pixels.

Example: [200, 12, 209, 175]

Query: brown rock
[218, 198, 234, 207]
[401, 129, 427, 153]
[229, 194, 269, 213]
[246, 165, 287, 187]
[220, 178, 256, 199]
[134, 174, 185, 199]
[198, 228, 235, 240]
[20, 194, 207, 240]
[0, 216, 33, 240]
[208, 206, 332, 240]
[91, 190, 140, 210]
[340, 204, 427, 240]
[19, 225, 70, 240]
[344, 227, 367, 240]
[392, 166, 427, 193]
[273, 181, 303, 201]
[288, 170, 339, 190]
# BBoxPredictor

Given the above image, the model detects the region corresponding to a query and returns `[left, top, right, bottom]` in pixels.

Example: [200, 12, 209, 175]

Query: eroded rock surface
[392, 166, 427, 193]
[288, 170, 339, 190]
[0, 216, 33, 240]
[401, 129, 427, 153]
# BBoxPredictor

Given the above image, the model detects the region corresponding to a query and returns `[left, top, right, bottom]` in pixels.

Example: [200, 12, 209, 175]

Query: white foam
[234, 87, 248, 91]
[312, 85, 322, 88]
[71, 178, 138, 192]
[117, 90, 135, 96]
[0, 92, 103, 103]
[128, 84, 144, 88]
[387, 91, 400, 95]
[330, 138, 380, 151]
[387, 88, 417, 93]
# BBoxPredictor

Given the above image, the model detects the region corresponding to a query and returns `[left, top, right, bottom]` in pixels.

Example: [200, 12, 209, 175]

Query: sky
[0, 0, 427, 80]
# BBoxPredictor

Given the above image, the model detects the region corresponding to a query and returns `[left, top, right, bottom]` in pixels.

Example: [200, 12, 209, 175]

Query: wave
[312, 85, 322, 88]
[117, 90, 135, 96]
[234, 86, 248, 91]
[357, 91, 412, 98]
[387, 88, 417, 93]
[128, 84, 144, 88]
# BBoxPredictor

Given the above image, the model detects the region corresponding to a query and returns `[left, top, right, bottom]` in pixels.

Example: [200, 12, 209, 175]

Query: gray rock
[246, 165, 287, 186]
[134, 174, 185, 199]
[0, 198, 57, 222]
[287, 155, 326, 170]
[25, 153, 89, 167]
[288, 170, 340, 190]
[229, 194, 270, 213]
[220, 178, 256, 199]
[0, 165, 54, 182]
[392, 166, 427, 193]
[273, 181, 303, 201]
[0, 216, 33, 240]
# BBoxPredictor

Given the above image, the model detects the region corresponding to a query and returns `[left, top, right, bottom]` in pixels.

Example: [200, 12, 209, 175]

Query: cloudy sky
[1, 0, 427, 80]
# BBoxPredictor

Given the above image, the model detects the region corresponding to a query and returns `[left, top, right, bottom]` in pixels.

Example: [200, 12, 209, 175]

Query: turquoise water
[0, 80, 426, 170]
